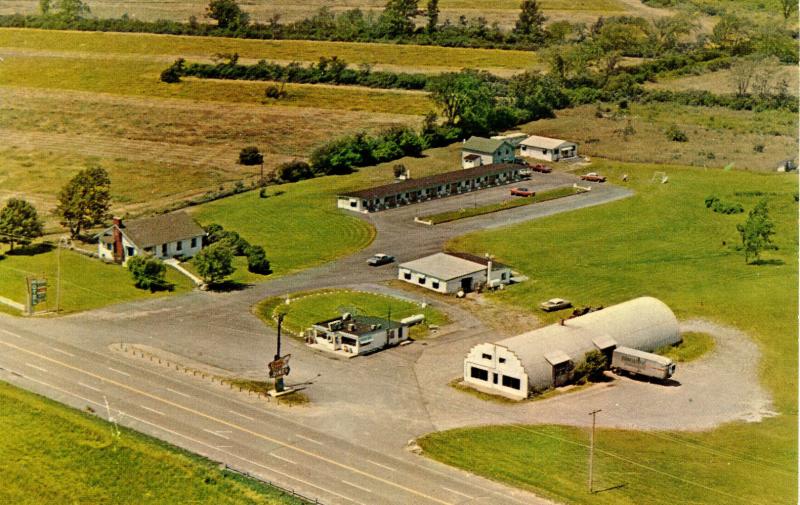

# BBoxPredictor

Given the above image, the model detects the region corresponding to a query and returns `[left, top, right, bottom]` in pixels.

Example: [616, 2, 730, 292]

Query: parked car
[367, 254, 395, 266]
[539, 298, 572, 312]
[510, 187, 535, 197]
[530, 163, 552, 173]
[580, 172, 606, 182]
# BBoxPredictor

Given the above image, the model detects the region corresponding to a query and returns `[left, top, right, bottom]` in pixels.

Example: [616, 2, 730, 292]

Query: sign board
[268, 354, 291, 378]
[29, 278, 47, 306]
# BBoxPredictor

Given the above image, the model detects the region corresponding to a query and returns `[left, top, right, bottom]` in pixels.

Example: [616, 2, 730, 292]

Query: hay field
[523, 103, 798, 171]
[648, 65, 800, 97]
[0, 0, 649, 28]
[0, 27, 438, 221]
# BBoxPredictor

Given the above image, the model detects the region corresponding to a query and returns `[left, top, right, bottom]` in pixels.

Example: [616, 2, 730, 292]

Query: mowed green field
[422, 161, 798, 505]
[0, 28, 538, 70]
[0, 381, 303, 504]
[0, 246, 194, 313]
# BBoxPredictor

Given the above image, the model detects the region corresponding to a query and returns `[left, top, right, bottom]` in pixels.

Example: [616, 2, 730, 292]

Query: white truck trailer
[611, 346, 676, 380]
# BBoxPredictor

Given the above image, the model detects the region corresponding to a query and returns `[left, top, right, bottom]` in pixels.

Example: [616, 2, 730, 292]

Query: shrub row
[705, 195, 744, 214]
[641, 89, 799, 112]
[204, 223, 270, 274]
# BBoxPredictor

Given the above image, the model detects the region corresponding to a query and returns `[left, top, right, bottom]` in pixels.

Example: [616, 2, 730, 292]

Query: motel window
[162, 244, 167, 255]
[351, 201, 357, 207]
[191, 237, 197, 248]
[502, 375, 521, 390]
[176, 240, 183, 251]
[499, 357, 506, 364]
[482, 353, 492, 360]
[404, 272, 411, 280]
[418, 277, 426, 285]
[431, 281, 440, 289]
[470, 367, 488, 381]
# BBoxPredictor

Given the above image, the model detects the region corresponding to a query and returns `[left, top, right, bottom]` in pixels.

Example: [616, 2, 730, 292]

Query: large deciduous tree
[428, 70, 497, 134]
[426, 0, 439, 33]
[737, 199, 777, 264]
[377, 0, 419, 37]
[194, 242, 236, 285]
[56, 166, 111, 239]
[0, 199, 44, 251]
[206, 0, 249, 29]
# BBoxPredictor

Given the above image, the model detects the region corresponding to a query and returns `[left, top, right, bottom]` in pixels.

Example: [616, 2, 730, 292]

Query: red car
[580, 172, 607, 182]
[530, 163, 552, 173]
[510, 187, 535, 197]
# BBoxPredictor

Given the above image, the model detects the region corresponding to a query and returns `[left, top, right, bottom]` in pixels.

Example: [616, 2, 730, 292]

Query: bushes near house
[127, 255, 173, 292]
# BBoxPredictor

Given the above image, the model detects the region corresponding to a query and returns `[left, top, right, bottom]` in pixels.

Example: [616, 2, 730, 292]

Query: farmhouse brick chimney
[112, 216, 123, 263]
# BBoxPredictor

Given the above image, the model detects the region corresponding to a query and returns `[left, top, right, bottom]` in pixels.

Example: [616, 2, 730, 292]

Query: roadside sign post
[26, 277, 47, 315]
[268, 313, 291, 394]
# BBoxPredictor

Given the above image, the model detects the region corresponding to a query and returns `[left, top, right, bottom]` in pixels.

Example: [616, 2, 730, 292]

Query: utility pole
[274, 313, 285, 393]
[56, 236, 65, 313]
[588, 409, 602, 493]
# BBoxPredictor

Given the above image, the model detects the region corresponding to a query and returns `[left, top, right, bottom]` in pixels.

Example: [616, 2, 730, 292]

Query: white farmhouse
[307, 313, 409, 356]
[463, 297, 681, 400]
[461, 136, 516, 169]
[398, 252, 512, 294]
[97, 212, 205, 265]
[519, 135, 578, 162]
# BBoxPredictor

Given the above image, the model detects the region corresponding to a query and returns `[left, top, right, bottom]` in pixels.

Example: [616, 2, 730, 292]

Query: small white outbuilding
[463, 297, 681, 400]
[519, 135, 578, 162]
[398, 252, 512, 294]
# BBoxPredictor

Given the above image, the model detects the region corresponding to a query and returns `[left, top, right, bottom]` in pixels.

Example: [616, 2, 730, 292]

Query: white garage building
[463, 297, 681, 400]
[398, 252, 512, 294]
[519, 135, 578, 162]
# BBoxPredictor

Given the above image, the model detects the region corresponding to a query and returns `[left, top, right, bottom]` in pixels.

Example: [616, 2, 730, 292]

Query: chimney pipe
[112, 216, 123, 263]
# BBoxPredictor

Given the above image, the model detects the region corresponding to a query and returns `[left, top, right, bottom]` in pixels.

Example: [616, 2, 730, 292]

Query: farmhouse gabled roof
[338, 163, 522, 200]
[462, 136, 510, 154]
[120, 212, 205, 249]
[520, 135, 575, 150]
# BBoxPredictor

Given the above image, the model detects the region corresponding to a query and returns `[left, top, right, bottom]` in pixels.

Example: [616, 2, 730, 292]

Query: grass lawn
[254, 289, 448, 339]
[524, 103, 798, 171]
[420, 186, 583, 224]
[0, 246, 194, 314]
[648, 64, 799, 97]
[0, 28, 539, 71]
[657, 331, 715, 362]
[423, 160, 798, 505]
[0, 381, 304, 504]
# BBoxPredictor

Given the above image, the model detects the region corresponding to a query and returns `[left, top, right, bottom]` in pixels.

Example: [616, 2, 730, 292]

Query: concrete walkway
[164, 258, 204, 286]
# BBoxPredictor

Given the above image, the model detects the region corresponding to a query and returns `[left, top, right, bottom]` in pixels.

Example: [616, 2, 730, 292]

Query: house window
[470, 367, 488, 381]
[106, 243, 112, 251]
[176, 240, 183, 251]
[431, 281, 440, 289]
[418, 277, 426, 285]
[502, 375, 521, 390]
[493, 373, 498, 384]
[499, 357, 506, 364]
[482, 353, 492, 360]
[191, 237, 197, 248]
[404, 272, 411, 280]
[161, 244, 167, 255]
[126, 247, 135, 257]
[350, 201, 357, 207]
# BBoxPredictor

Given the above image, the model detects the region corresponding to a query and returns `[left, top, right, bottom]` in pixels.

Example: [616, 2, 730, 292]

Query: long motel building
[336, 163, 527, 213]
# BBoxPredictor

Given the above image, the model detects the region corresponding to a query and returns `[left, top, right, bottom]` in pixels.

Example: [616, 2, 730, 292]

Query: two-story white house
[97, 211, 206, 265]
[461, 136, 516, 169]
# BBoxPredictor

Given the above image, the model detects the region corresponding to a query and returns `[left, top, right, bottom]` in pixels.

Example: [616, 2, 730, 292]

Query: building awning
[592, 335, 617, 351]
[544, 350, 571, 366]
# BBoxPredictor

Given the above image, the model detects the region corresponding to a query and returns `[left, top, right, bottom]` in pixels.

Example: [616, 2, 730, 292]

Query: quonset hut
[463, 297, 681, 400]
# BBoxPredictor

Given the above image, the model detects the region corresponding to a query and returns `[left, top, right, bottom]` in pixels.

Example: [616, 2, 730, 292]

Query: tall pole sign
[268, 313, 291, 393]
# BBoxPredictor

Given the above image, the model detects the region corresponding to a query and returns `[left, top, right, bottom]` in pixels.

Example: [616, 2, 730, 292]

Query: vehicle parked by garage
[580, 172, 606, 182]
[367, 254, 395, 266]
[611, 346, 676, 380]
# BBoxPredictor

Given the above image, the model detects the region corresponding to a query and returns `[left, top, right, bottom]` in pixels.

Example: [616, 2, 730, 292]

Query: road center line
[342, 480, 372, 494]
[296, 434, 324, 445]
[51, 348, 75, 357]
[78, 382, 102, 393]
[166, 387, 191, 398]
[9, 371, 365, 505]
[442, 486, 474, 499]
[141, 405, 165, 416]
[204, 429, 230, 440]
[366, 459, 396, 472]
[24, 363, 47, 373]
[107, 367, 130, 377]
[229, 410, 255, 421]
[0, 339, 454, 505]
[270, 454, 297, 465]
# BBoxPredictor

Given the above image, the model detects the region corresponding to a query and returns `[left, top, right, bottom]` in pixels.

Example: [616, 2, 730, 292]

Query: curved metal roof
[496, 297, 680, 389]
